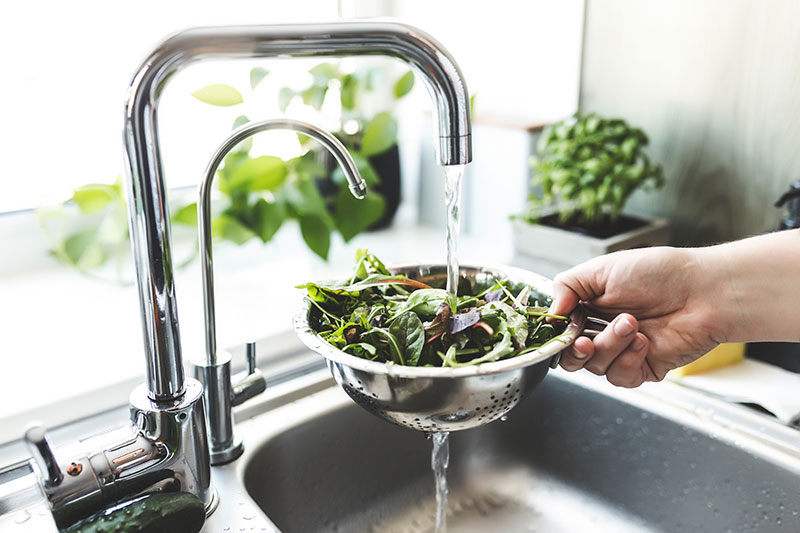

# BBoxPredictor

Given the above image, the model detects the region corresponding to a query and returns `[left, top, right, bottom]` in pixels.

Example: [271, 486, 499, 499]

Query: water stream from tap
[435, 164, 463, 532]
[444, 165, 465, 296]
[432, 432, 451, 533]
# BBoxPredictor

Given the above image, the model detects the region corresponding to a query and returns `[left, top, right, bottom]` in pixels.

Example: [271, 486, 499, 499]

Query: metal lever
[24, 425, 63, 488]
[246, 341, 256, 374]
[232, 342, 267, 407]
[193, 343, 267, 464]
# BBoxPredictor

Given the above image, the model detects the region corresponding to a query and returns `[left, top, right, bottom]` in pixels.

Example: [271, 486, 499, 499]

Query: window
[0, 0, 584, 443]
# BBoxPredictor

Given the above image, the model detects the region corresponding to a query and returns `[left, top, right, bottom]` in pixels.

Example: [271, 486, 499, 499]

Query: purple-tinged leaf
[423, 300, 452, 336]
[449, 308, 480, 334]
[485, 289, 503, 302]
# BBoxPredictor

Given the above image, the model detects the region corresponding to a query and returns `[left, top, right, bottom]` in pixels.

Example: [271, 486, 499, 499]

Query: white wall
[391, 0, 585, 253]
[581, 0, 800, 244]
[394, 0, 584, 126]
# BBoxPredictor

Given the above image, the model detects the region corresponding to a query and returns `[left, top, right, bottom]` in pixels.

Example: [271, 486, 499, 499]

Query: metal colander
[294, 263, 587, 432]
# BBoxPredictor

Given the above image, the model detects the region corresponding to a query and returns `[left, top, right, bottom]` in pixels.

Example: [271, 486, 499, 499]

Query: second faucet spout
[194, 118, 366, 463]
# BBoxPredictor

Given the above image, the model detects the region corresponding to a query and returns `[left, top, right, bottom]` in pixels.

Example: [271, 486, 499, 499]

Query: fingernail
[573, 346, 589, 360]
[613, 316, 636, 337]
[631, 336, 646, 352]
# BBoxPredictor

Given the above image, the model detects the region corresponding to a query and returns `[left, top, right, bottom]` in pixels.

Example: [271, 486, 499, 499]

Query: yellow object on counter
[670, 343, 746, 377]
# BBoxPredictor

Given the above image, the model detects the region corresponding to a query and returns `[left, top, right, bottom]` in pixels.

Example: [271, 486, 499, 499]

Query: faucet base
[210, 440, 244, 466]
[204, 485, 220, 517]
[129, 378, 213, 509]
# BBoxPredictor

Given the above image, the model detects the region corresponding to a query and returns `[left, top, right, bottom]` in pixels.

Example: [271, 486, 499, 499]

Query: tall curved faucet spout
[123, 21, 473, 403]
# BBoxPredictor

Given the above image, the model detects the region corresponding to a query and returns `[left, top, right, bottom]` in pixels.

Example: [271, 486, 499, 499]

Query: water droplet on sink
[243, 515, 254, 520]
[500, 415, 508, 422]
[14, 511, 31, 524]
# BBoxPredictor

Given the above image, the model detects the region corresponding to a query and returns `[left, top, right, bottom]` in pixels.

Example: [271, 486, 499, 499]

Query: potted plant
[513, 112, 670, 276]
[41, 62, 415, 278]
[276, 62, 415, 229]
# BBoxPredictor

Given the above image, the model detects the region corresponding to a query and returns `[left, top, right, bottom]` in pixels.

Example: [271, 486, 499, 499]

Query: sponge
[670, 343, 746, 376]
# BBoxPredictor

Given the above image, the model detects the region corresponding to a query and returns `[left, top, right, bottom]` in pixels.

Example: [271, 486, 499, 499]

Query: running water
[437, 165, 462, 532]
[431, 432, 451, 533]
[444, 165, 465, 296]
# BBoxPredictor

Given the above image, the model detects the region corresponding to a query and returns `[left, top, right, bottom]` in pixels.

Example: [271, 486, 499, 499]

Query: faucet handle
[246, 341, 257, 375]
[24, 425, 63, 487]
[231, 342, 266, 407]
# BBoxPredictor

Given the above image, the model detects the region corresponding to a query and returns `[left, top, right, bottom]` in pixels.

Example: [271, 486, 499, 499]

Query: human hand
[550, 247, 724, 387]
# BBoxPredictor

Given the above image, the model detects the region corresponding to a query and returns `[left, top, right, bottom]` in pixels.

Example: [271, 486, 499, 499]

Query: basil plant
[522, 113, 665, 227]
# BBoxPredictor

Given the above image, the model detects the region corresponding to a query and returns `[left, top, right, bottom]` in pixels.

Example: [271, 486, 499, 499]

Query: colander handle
[582, 316, 611, 339]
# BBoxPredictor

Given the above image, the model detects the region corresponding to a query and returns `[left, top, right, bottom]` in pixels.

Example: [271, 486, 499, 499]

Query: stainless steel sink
[3, 361, 800, 532]
[240, 370, 800, 533]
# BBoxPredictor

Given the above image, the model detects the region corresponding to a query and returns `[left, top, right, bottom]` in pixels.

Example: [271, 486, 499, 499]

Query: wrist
[695, 230, 800, 343]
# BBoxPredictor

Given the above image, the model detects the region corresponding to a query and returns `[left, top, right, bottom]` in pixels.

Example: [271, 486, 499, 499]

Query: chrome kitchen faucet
[23, 20, 472, 526]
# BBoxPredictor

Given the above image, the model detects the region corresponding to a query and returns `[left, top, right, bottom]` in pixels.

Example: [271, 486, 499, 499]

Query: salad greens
[299, 250, 569, 368]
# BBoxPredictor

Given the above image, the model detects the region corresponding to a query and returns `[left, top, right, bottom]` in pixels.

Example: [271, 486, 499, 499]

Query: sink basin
[241, 370, 800, 532]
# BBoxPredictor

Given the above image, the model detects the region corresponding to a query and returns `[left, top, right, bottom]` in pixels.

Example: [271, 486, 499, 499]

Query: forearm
[695, 229, 800, 343]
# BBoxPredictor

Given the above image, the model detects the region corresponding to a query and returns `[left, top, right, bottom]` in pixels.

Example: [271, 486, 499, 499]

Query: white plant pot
[512, 214, 670, 279]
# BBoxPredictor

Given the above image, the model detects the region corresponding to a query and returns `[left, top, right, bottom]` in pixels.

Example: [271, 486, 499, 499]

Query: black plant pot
[367, 144, 401, 230]
[317, 143, 402, 231]
[538, 213, 649, 239]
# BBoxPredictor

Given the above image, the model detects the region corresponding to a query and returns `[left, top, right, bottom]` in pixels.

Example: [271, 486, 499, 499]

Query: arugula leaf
[354, 249, 390, 278]
[444, 330, 514, 367]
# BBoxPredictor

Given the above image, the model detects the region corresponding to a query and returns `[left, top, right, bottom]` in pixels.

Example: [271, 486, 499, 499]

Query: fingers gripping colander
[294, 263, 587, 432]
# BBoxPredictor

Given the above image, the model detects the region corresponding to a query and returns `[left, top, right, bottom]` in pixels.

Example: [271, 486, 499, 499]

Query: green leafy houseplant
[521, 113, 665, 235]
[275, 62, 415, 229]
[42, 63, 415, 274]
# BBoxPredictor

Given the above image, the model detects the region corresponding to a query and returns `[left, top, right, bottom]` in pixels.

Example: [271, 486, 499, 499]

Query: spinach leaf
[402, 288, 449, 317]
[389, 312, 425, 366]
